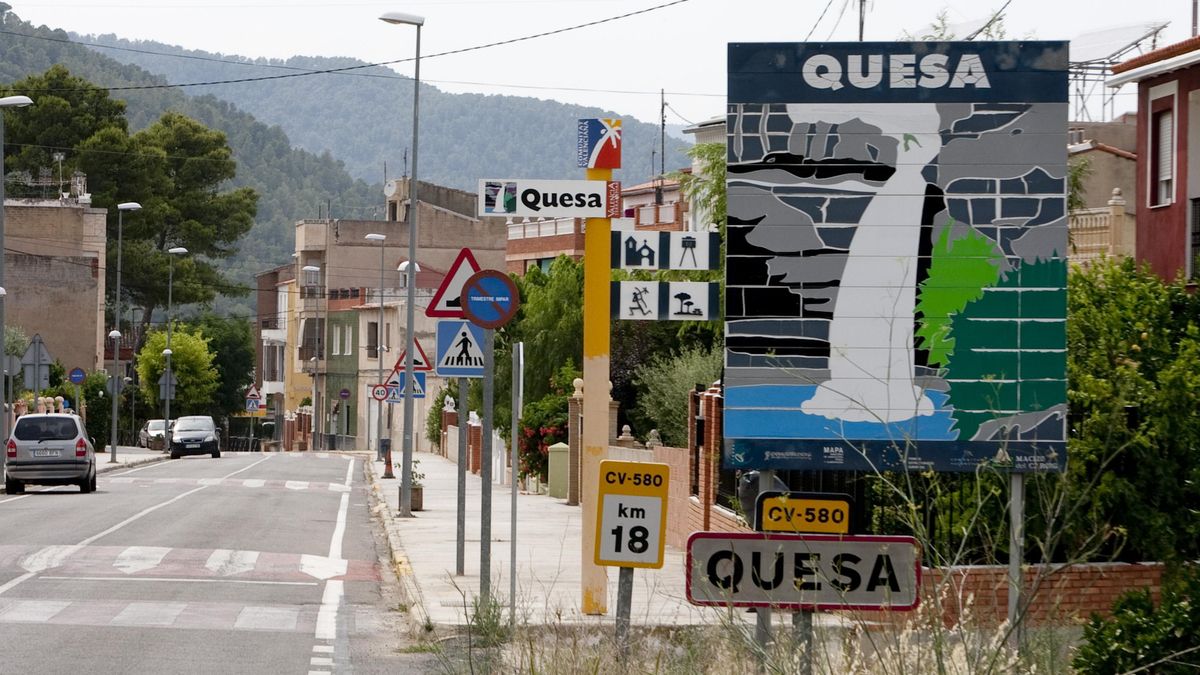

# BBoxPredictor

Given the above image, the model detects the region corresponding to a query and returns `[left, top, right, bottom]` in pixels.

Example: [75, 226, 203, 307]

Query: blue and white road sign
[386, 371, 426, 403]
[68, 367, 86, 385]
[435, 320, 486, 378]
[246, 398, 261, 412]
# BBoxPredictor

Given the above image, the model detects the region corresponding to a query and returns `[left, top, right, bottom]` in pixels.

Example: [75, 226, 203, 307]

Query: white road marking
[0, 455, 276, 598]
[312, 645, 334, 653]
[327, 494, 350, 561]
[204, 549, 259, 576]
[300, 554, 348, 581]
[198, 478, 223, 486]
[242, 479, 266, 488]
[111, 601, 187, 626]
[0, 599, 71, 622]
[39, 575, 318, 586]
[21, 545, 83, 573]
[314, 579, 343, 641]
[310, 657, 334, 666]
[235, 605, 300, 631]
[328, 483, 351, 493]
[114, 546, 171, 575]
[109, 460, 175, 476]
[285, 481, 309, 490]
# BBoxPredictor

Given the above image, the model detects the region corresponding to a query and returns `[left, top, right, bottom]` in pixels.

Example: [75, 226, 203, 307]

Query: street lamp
[163, 246, 187, 454]
[110, 201, 141, 462]
[302, 264, 322, 451]
[0, 95, 33, 444]
[380, 10, 424, 517]
[365, 232, 391, 478]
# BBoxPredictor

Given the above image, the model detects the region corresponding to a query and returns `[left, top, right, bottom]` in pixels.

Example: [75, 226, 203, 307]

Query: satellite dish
[384, 179, 400, 197]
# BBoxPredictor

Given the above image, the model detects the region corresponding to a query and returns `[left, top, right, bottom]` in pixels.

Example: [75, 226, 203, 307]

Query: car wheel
[90, 473, 98, 492]
[80, 474, 93, 493]
[5, 477, 21, 494]
[211, 449, 221, 459]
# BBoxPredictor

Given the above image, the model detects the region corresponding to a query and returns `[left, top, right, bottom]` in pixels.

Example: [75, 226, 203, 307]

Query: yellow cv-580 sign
[755, 491, 852, 534]
[595, 460, 670, 568]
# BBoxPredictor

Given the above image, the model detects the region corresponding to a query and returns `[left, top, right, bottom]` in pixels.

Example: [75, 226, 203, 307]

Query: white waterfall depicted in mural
[800, 103, 942, 423]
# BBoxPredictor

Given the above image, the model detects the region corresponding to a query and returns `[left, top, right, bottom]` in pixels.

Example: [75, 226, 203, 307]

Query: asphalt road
[0, 451, 420, 674]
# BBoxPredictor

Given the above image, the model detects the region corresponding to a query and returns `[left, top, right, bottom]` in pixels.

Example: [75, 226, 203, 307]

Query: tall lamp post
[365, 232, 389, 476]
[0, 95, 33, 444]
[380, 10, 424, 518]
[163, 246, 188, 454]
[110, 201, 141, 462]
[302, 264, 322, 451]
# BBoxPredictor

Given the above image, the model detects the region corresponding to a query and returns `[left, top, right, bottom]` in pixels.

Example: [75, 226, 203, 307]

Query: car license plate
[33, 448, 61, 457]
[187, 443, 200, 449]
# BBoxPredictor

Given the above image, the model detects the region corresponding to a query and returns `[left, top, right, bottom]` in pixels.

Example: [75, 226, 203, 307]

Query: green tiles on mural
[1019, 350, 1067, 380]
[961, 289, 1018, 318]
[953, 318, 1018, 349]
[1020, 258, 1068, 287]
[948, 381, 1019, 411]
[1020, 320, 1067, 350]
[1019, 289, 1067, 319]
[1019, 379, 1067, 411]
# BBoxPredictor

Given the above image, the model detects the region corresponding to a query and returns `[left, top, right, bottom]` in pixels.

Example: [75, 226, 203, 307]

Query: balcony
[634, 201, 685, 231]
[1068, 188, 1135, 266]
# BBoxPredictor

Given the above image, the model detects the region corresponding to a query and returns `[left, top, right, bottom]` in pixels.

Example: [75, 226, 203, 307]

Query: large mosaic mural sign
[724, 42, 1068, 473]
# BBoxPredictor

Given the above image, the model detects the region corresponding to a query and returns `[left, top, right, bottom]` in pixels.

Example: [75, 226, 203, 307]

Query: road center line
[38, 575, 317, 587]
[313, 457, 355, 649]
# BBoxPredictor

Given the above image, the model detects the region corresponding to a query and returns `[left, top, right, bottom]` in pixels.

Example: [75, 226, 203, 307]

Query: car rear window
[174, 418, 214, 432]
[14, 417, 79, 441]
[148, 420, 165, 431]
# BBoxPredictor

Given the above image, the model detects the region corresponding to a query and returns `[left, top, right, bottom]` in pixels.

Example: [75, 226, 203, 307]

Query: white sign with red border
[393, 338, 433, 372]
[686, 533, 921, 611]
[427, 248, 481, 318]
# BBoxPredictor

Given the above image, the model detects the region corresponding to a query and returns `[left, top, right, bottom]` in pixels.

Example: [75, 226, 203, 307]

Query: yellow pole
[581, 166, 611, 614]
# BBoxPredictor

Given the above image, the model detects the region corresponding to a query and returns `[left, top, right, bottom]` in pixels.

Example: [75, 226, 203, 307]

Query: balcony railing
[1068, 188, 1134, 266]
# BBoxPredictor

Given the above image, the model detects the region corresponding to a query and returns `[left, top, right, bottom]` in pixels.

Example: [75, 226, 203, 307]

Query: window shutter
[1158, 111, 1173, 182]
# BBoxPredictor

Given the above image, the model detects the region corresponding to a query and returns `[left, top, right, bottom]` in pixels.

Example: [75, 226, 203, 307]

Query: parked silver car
[5, 413, 97, 493]
[139, 419, 166, 448]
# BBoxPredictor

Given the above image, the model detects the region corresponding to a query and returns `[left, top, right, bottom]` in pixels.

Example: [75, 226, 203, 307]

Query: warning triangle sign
[393, 337, 433, 372]
[437, 321, 485, 371]
[427, 248, 481, 318]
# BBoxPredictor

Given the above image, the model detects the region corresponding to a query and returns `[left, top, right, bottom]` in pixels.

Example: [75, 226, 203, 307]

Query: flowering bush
[516, 363, 578, 482]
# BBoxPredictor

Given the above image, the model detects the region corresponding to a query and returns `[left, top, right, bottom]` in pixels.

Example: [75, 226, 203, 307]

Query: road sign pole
[794, 607, 814, 675]
[456, 376, 467, 576]
[616, 565, 634, 663]
[479, 328, 495, 606]
[755, 470, 774, 659]
[1008, 471, 1026, 649]
[582, 164, 612, 615]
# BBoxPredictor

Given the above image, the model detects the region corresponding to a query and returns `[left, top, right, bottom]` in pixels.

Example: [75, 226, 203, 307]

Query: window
[303, 265, 321, 287]
[1151, 109, 1174, 206]
[367, 321, 379, 358]
[344, 325, 353, 355]
[332, 326, 341, 356]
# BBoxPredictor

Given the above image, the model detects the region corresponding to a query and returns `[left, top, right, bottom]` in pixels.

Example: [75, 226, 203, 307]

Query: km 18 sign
[478, 179, 620, 219]
[595, 460, 669, 569]
[686, 533, 921, 611]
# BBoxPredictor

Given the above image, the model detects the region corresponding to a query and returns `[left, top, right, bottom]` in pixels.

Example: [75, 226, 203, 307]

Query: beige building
[4, 198, 107, 373]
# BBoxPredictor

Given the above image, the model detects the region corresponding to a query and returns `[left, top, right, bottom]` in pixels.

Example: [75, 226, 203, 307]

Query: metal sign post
[594, 459, 670, 661]
[479, 328, 495, 605]
[456, 376, 468, 577]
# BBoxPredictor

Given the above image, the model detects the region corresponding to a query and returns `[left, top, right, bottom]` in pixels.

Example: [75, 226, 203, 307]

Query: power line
[3, 0, 693, 94]
[805, 0, 838, 42]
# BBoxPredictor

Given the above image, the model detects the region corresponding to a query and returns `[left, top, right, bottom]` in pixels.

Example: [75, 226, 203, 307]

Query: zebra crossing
[105, 476, 353, 492]
[0, 544, 379, 583]
[0, 596, 384, 634]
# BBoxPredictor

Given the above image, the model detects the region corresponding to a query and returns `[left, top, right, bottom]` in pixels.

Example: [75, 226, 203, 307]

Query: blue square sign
[435, 320, 486, 378]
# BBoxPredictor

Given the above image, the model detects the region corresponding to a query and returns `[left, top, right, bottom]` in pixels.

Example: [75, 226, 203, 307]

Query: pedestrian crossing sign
[435, 319, 486, 378]
[386, 372, 426, 403]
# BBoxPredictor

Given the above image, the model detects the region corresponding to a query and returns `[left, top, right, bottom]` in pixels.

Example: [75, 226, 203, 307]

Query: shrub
[1073, 564, 1200, 674]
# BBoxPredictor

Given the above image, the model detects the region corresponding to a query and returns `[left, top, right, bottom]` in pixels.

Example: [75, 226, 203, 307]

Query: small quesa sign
[686, 533, 921, 611]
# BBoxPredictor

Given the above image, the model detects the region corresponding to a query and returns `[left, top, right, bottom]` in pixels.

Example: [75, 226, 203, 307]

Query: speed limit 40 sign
[594, 460, 669, 569]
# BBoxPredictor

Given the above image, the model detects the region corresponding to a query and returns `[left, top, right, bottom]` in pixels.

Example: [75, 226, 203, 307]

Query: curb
[2, 453, 169, 494]
[363, 456, 431, 632]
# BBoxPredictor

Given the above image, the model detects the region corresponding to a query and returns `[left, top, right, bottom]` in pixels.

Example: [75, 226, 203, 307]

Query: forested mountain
[73, 35, 694, 189]
[1, 6, 378, 319]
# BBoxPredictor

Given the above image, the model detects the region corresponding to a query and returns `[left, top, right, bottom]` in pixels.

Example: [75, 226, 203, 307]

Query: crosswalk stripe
[114, 546, 171, 575]
[0, 599, 71, 622]
[112, 602, 187, 626]
[235, 605, 300, 631]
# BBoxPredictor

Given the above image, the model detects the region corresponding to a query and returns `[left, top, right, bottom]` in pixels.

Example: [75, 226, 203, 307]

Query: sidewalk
[2, 445, 169, 494]
[366, 450, 733, 629]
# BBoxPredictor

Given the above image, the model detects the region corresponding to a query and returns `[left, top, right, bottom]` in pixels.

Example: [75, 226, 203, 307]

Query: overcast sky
[7, 0, 1193, 125]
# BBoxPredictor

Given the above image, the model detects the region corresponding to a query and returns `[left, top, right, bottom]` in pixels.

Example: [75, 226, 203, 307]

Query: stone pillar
[699, 382, 723, 530]
[1109, 188, 1135, 257]
[568, 378, 583, 506]
[607, 380, 619, 444]
[441, 396, 457, 460]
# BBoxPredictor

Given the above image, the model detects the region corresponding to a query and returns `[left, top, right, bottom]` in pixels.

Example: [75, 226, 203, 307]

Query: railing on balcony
[634, 201, 683, 230]
[298, 342, 324, 363]
[1068, 188, 1134, 266]
[507, 218, 580, 240]
[300, 285, 324, 299]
